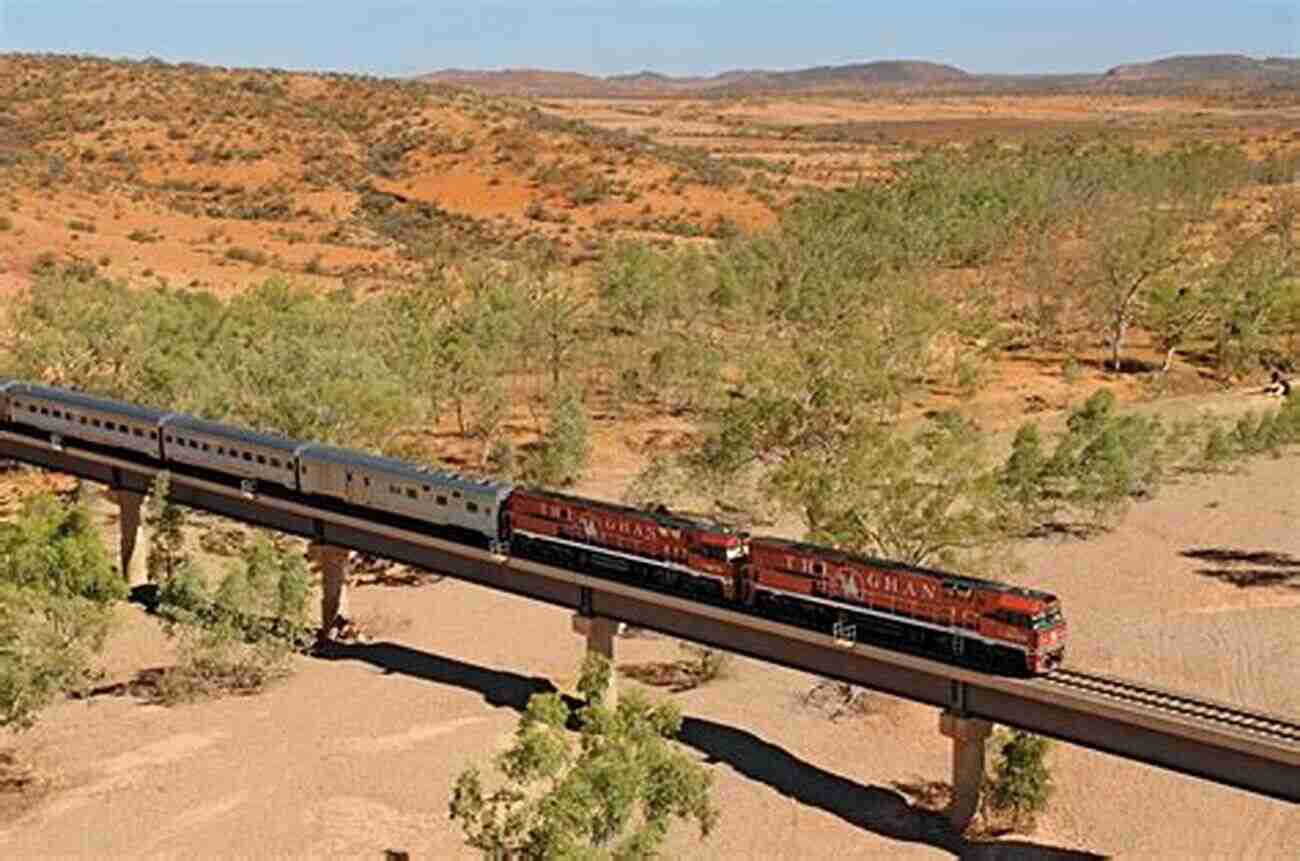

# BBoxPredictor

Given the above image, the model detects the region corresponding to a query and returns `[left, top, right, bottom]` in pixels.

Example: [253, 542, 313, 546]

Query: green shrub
[984, 729, 1053, 832]
[224, 246, 269, 265]
[449, 652, 718, 857]
[523, 387, 590, 488]
[0, 493, 122, 732]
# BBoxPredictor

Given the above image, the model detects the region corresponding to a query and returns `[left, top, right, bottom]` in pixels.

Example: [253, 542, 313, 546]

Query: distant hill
[419, 59, 970, 97]
[421, 53, 1300, 99]
[1101, 54, 1300, 86]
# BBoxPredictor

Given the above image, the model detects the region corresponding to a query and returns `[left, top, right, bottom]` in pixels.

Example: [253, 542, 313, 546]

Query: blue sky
[0, 1, 1295, 77]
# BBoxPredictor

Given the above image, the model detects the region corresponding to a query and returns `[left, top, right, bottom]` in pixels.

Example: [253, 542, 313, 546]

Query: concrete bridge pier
[572, 613, 619, 707]
[940, 710, 992, 832]
[309, 542, 351, 639]
[113, 489, 147, 586]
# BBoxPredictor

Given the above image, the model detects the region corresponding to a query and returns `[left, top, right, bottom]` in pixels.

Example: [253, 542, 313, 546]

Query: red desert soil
[2, 448, 1298, 857]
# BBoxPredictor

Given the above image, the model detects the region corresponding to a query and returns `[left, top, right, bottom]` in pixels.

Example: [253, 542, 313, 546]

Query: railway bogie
[161, 415, 301, 490]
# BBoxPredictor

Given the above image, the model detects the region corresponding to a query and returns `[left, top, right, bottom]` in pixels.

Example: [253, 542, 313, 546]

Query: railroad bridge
[2, 429, 1298, 831]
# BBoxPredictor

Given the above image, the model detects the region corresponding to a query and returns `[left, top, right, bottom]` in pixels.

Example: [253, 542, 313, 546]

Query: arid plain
[1, 54, 1299, 857]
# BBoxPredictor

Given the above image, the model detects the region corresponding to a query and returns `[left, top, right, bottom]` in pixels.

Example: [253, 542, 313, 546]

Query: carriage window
[202, 443, 210, 451]
[134, 429, 143, 437]
[453, 490, 462, 498]
[436, 495, 447, 505]
[257, 455, 266, 464]
[423, 484, 431, 492]
[812, 562, 824, 575]
[390, 484, 400, 494]
[165, 435, 173, 442]
[406, 488, 418, 499]
[217, 447, 224, 455]
[362, 477, 370, 486]
[28, 405, 36, 413]
[243, 452, 252, 461]
[270, 458, 280, 468]
[346, 471, 352, 481]
[92, 419, 101, 427]
[81, 416, 88, 424]
[466, 501, 478, 513]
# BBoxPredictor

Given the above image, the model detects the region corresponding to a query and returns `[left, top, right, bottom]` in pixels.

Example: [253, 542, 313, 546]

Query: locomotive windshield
[1032, 608, 1064, 629]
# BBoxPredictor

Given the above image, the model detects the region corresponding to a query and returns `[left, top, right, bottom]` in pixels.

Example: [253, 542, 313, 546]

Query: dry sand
[2, 451, 1299, 858]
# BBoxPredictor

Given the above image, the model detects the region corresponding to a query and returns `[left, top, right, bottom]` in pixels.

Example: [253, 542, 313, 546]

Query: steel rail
[1044, 669, 1300, 743]
[1, 429, 1297, 804]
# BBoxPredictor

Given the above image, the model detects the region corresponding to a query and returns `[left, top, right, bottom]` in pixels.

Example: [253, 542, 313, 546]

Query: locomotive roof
[750, 536, 1060, 603]
[515, 486, 738, 534]
[21, 384, 171, 423]
[165, 414, 304, 452]
[298, 443, 513, 497]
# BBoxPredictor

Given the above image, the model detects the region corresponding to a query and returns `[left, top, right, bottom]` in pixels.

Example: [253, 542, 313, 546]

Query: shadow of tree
[1182, 547, 1300, 589]
[314, 641, 1106, 860]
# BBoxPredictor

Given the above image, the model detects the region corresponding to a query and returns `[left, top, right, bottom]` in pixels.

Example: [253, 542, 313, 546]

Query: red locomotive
[506, 488, 746, 599]
[505, 489, 1065, 675]
[745, 538, 1065, 674]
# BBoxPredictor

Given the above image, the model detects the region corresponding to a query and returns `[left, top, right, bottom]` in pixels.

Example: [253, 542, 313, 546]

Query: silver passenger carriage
[12, 384, 168, 458]
[297, 444, 514, 545]
[161, 415, 302, 490]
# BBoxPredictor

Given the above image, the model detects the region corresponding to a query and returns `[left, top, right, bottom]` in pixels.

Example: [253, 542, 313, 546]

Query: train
[0, 379, 1066, 675]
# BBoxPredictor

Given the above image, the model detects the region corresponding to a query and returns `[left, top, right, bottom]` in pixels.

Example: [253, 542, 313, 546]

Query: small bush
[0, 215, 14, 232]
[1200, 425, 1235, 471]
[126, 227, 160, 243]
[679, 641, 730, 685]
[66, 219, 96, 233]
[152, 527, 312, 705]
[982, 729, 1053, 833]
[523, 387, 590, 488]
[225, 246, 269, 265]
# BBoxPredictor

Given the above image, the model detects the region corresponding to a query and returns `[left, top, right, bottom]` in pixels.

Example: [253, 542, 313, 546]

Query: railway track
[1042, 668, 1300, 744]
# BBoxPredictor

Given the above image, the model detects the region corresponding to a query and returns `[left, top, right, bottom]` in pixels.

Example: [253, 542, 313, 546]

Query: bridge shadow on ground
[314, 641, 1105, 860]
